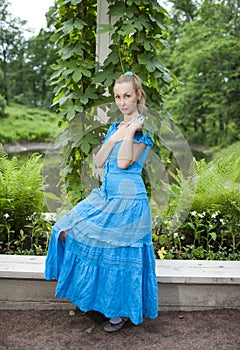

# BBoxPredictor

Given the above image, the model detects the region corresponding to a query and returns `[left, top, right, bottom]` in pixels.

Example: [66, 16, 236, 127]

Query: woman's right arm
[93, 141, 116, 168]
[93, 125, 129, 168]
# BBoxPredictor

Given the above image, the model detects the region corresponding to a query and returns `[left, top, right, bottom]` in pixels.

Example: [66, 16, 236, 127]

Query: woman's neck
[123, 113, 139, 123]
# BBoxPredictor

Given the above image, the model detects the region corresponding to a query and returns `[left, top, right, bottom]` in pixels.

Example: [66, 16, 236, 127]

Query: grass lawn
[1, 103, 57, 144]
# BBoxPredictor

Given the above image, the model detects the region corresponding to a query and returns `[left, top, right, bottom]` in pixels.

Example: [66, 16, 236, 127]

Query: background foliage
[1, 0, 239, 148]
[0, 150, 49, 254]
[165, 0, 240, 147]
[0, 0, 57, 109]
[153, 141, 240, 260]
[0, 103, 56, 143]
[0, 0, 239, 260]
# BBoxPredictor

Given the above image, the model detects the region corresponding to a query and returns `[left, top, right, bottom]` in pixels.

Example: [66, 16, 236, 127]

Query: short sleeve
[134, 131, 154, 148]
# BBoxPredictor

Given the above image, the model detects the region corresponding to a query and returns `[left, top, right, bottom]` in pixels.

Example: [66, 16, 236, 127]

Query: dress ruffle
[52, 188, 152, 248]
[45, 233, 158, 325]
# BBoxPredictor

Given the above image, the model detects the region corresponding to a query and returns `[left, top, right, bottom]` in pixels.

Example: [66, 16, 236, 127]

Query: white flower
[191, 211, 197, 216]
[44, 212, 57, 222]
[211, 211, 220, 219]
[4, 213, 10, 219]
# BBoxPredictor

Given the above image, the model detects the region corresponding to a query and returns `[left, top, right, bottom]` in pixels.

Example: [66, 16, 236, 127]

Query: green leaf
[81, 95, 89, 104]
[97, 24, 115, 35]
[74, 44, 84, 56]
[209, 232, 217, 241]
[85, 88, 98, 99]
[62, 19, 74, 35]
[138, 53, 149, 65]
[85, 326, 95, 334]
[92, 73, 105, 84]
[81, 67, 92, 78]
[73, 69, 82, 82]
[80, 140, 90, 154]
[44, 192, 61, 201]
[124, 34, 135, 47]
[144, 41, 151, 51]
[122, 23, 135, 34]
[61, 47, 75, 60]
[71, 0, 83, 4]
[67, 106, 76, 121]
[134, 20, 143, 31]
[109, 3, 127, 18]
[162, 72, 173, 83]
[86, 133, 100, 145]
[137, 15, 150, 30]
[74, 18, 85, 30]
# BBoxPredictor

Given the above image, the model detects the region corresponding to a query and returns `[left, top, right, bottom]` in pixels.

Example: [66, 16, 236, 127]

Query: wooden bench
[0, 255, 240, 311]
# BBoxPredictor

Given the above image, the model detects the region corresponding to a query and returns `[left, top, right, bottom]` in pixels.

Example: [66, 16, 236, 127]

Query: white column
[96, 0, 112, 66]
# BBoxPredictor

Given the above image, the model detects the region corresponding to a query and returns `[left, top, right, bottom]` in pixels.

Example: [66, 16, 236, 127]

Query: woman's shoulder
[134, 130, 154, 148]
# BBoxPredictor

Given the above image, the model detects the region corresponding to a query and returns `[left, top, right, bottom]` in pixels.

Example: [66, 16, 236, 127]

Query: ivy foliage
[94, 0, 177, 109]
[51, 0, 177, 205]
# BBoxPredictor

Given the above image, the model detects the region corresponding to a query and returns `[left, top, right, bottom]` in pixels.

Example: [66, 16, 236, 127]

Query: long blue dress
[45, 121, 158, 325]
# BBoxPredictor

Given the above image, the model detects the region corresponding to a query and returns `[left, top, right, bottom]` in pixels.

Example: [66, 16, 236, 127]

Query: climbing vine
[95, 0, 176, 109]
[51, 0, 177, 205]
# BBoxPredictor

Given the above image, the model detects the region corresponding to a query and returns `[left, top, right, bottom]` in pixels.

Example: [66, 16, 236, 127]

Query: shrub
[153, 149, 240, 260]
[0, 149, 46, 245]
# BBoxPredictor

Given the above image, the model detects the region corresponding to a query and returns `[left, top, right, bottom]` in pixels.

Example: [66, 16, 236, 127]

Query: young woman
[45, 72, 158, 332]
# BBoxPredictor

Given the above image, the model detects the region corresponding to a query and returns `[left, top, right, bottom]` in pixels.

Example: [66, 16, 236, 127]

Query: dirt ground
[0, 309, 239, 350]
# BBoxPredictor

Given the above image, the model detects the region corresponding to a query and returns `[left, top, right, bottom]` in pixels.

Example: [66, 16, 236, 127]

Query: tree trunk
[1, 54, 9, 105]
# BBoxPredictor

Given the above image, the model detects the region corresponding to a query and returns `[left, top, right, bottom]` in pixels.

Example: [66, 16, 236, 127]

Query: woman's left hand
[128, 117, 144, 131]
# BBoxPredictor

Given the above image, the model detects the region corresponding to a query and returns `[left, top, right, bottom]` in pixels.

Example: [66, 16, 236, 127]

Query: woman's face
[114, 82, 141, 118]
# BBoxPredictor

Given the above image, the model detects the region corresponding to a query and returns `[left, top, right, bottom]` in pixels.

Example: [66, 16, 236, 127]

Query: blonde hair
[114, 73, 146, 114]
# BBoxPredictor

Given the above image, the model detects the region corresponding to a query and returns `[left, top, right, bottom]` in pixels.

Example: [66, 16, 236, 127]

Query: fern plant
[167, 152, 240, 222]
[0, 149, 46, 242]
[192, 154, 240, 216]
[153, 150, 240, 260]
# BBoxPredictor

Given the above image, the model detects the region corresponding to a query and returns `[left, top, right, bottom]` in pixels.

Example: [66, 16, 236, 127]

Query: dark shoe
[104, 317, 128, 333]
[86, 310, 108, 325]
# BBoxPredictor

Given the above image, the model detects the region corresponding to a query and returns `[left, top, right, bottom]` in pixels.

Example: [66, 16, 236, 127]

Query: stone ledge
[1, 255, 240, 284]
[0, 255, 45, 279]
[0, 255, 240, 311]
[156, 259, 240, 284]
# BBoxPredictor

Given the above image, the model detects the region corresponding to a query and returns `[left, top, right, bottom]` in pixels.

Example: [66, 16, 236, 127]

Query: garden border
[0, 255, 240, 311]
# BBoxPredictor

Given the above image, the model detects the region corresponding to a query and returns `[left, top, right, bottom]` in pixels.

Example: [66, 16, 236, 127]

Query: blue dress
[45, 121, 158, 325]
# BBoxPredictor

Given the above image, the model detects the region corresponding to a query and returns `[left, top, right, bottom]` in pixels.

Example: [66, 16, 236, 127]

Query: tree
[8, 29, 58, 108]
[0, 0, 58, 108]
[0, 0, 27, 105]
[168, 0, 198, 25]
[165, 0, 240, 147]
